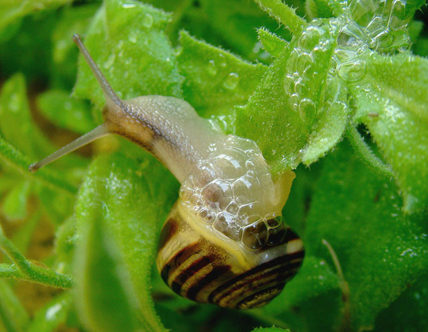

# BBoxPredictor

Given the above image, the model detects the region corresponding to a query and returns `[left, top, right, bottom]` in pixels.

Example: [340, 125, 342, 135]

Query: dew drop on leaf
[121, 3, 136, 9]
[128, 31, 137, 44]
[298, 28, 321, 51]
[218, 53, 227, 67]
[223, 72, 239, 90]
[297, 52, 315, 74]
[142, 13, 153, 28]
[283, 74, 294, 93]
[207, 59, 217, 75]
[299, 98, 317, 123]
[103, 53, 115, 70]
[337, 59, 367, 82]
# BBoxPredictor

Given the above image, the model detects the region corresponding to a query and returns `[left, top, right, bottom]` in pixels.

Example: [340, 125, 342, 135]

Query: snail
[30, 34, 304, 309]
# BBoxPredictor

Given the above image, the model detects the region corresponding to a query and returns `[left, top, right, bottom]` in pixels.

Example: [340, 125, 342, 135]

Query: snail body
[30, 34, 304, 309]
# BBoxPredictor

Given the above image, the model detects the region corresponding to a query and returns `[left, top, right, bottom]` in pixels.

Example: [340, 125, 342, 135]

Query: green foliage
[177, 30, 266, 124]
[0, 0, 427, 331]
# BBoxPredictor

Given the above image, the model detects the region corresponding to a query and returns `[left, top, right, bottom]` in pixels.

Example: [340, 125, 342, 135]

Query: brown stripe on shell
[160, 242, 202, 285]
[186, 265, 232, 301]
[283, 228, 300, 243]
[208, 249, 304, 306]
[214, 263, 300, 308]
[170, 255, 213, 295]
[237, 283, 286, 309]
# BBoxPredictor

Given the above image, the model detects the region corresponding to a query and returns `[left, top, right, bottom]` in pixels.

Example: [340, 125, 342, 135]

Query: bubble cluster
[180, 135, 287, 250]
[283, 23, 333, 123]
[345, 0, 412, 52]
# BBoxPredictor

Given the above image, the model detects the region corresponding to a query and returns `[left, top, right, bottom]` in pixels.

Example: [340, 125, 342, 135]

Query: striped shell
[157, 135, 304, 309]
[29, 34, 304, 309]
[157, 203, 303, 309]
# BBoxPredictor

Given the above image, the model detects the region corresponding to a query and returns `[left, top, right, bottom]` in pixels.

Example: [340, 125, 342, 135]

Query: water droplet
[337, 59, 367, 83]
[298, 28, 321, 50]
[372, 31, 394, 49]
[173, 47, 182, 56]
[129, 31, 138, 43]
[338, 23, 364, 47]
[223, 72, 239, 90]
[103, 53, 116, 69]
[207, 60, 217, 75]
[283, 74, 294, 93]
[142, 13, 153, 28]
[334, 48, 357, 64]
[295, 79, 308, 95]
[122, 3, 136, 9]
[218, 53, 227, 67]
[367, 16, 386, 36]
[46, 303, 62, 320]
[286, 49, 299, 72]
[289, 93, 300, 111]
[298, 98, 317, 122]
[296, 53, 314, 75]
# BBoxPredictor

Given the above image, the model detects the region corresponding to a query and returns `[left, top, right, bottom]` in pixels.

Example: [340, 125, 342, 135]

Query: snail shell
[30, 34, 304, 309]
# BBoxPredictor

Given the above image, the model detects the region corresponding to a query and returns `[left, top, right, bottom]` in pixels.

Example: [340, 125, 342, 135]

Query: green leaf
[0, 0, 71, 42]
[0, 74, 46, 158]
[255, 0, 307, 35]
[236, 22, 340, 174]
[199, 0, 292, 59]
[73, 196, 141, 332]
[257, 28, 289, 58]
[0, 74, 86, 172]
[374, 271, 428, 331]
[1, 180, 30, 221]
[350, 52, 428, 212]
[0, 135, 77, 197]
[177, 31, 266, 124]
[54, 216, 76, 274]
[0, 12, 57, 80]
[305, 0, 335, 19]
[74, 152, 177, 332]
[301, 82, 349, 165]
[74, 0, 182, 112]
[51, 5, 99, 89]
[11, 211, 41, 253]
[292, 142, 428, 331]
[0, 279, 29, 332]
[28, 293, 72, 332]
[36, 90, 95, 135]
[345, 125, 393, 178]
[36, 185, 75, 226]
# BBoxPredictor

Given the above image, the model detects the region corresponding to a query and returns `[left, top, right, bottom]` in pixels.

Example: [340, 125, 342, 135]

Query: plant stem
[322, 239, 352, 331]
[0, 263, 73, 289]
[0, 227, 73, 289]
